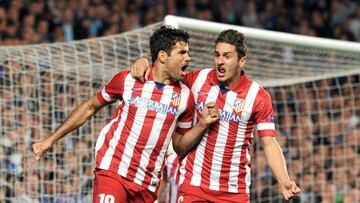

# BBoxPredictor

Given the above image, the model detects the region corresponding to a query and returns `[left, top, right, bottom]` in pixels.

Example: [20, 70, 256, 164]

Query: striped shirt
[95, 70, 194, 193]
[177, 68, 275, 194]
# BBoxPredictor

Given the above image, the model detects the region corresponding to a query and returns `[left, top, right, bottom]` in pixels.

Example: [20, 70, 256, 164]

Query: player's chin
[173, 74, 184, 81]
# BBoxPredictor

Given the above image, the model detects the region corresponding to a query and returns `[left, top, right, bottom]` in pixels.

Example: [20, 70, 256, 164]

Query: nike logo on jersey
[196, 91, 209, 95]
[131, 87, 143, 91]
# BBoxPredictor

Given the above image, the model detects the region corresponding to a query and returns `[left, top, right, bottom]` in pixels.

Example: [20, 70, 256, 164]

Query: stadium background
[0, 0, 359, 203]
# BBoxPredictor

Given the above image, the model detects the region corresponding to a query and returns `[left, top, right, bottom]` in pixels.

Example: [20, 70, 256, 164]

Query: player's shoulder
[252, 81, 271, 100]
[186, 68, 212, 78]
[109, 69, 133, 81]
[178, 81, 191, 92]
[111, 69, 131, 77]
[197, 68, 213, 75]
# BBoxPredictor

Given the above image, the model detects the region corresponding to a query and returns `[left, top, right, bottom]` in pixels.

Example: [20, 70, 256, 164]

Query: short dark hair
[215, 29, 247, 58]
[150, 25, 190, 63]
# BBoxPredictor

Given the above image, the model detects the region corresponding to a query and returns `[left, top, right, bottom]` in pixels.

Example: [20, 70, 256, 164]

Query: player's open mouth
[217, 66, 225, 73]
[217, 66, 225, 77]
[181, 65, 188, 71]
[217, 67, 225, 73]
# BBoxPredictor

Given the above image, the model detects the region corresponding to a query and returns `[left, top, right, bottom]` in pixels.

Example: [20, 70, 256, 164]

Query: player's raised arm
[172, 102, 220, 158]
[131, 57, 151, 82]
[260, 136, 301, 200]
[32, 95, 106, 159]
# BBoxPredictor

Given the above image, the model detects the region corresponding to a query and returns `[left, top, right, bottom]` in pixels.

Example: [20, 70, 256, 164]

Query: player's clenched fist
[280, 180, 301, 200]
[32, 139, 52, 160]
[200, 102, 220, 125]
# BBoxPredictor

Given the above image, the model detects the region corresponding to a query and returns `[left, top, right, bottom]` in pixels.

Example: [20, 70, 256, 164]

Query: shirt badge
[233, 98, 245, 113]
[171, 92, 181, 106]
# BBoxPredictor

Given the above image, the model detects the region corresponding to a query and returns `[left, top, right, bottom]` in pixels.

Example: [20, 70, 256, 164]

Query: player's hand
[200, 102, 220, 125]
[130, 57, 150, 83]
[32, 139, 53, 160]
[279, 180, 300, 200]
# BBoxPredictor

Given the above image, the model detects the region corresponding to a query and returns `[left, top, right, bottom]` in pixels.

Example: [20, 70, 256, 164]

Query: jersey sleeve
[175, 92, 195, 135]
[182, 70, 201, 89]
[97, 71, 128, 104]
[254, 89, 275, 137]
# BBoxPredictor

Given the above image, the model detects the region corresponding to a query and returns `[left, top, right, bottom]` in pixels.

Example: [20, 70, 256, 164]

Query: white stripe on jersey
[189, 85, 219, 187]
[209, 90, 238, 191]
[191, 69, 212, 102]
[98, 75, 136, 169]
[191, 69, 212, 123]
[228, 82, 260, 193]
[149, 121, 177, 192]
[178, 156, 187, 184]
[118, 81, 156, 177]
[179, 70, 210, 186]
[177, 121, 192, 129]
[148, 82, 191, 192]
[101, 88, 113, 102]
[134, 86, 174, 187]
[257, 123, 275, 130]
[95, 117, 119, 158]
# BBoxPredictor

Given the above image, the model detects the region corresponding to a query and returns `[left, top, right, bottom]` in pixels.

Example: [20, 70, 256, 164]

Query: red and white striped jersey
[177, 68, 275, 194]
[95, 70, 194, 193]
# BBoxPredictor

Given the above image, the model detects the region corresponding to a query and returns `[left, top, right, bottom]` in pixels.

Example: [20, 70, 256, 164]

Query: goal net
[0, 15, 359, 202]
[166, 16, 360, 203]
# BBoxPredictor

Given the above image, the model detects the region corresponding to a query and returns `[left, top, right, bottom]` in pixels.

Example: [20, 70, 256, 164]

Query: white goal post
[0, 15, 359, 203]
[164, 15, 360, 87]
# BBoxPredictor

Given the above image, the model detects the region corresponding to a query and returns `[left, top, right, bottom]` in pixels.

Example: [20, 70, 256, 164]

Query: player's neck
[152, 63, 170, 85]
[219, 72, 241, 90]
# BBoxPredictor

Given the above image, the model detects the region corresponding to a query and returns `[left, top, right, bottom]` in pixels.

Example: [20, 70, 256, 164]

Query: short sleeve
[175, 92, 195, 135]
[254, 89, 275, 137]
[97, 71, 128, 104]
[182, 70, 201, 89]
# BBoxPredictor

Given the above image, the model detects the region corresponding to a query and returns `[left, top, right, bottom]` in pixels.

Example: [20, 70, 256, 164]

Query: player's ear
[158, 50, 168, 64]
[239, 56, 247, 67]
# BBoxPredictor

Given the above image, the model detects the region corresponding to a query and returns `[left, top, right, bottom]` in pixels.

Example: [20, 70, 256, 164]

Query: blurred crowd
[0, 0, 359, 46]
[253, 75, 360, 203]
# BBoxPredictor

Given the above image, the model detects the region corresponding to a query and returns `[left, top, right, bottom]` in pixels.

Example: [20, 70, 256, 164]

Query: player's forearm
[173, 120, 209, 157]
[262, 137, 291, 185]
[47, 98, 102, 145]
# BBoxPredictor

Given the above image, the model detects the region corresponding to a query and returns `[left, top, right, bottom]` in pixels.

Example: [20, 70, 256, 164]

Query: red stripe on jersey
[201, 94, 225, 189]
[142, 121, 171, 193]
[182, 79, 213, 184]
[96, 92, 108, 104]
[183, 70, 201, 89]
[95, 104, 124, 168]
[170, 157, 179, 178]
[237, 122, 254, 195]
[108, 80, 144, 172]
[125, 86, 164, 181]
[142, 87, 184, 191]
[218, 118, 240, 191]
[95, 72, 127, 168]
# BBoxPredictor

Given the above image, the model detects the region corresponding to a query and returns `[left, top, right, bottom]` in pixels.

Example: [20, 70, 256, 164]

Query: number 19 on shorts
[99, 194, 115, 203]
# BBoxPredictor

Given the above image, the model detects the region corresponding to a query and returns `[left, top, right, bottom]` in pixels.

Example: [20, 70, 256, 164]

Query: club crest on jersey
[196, 102, 204, 112]
[233, 98, 245, 113]
[171, 92, 181, 106]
